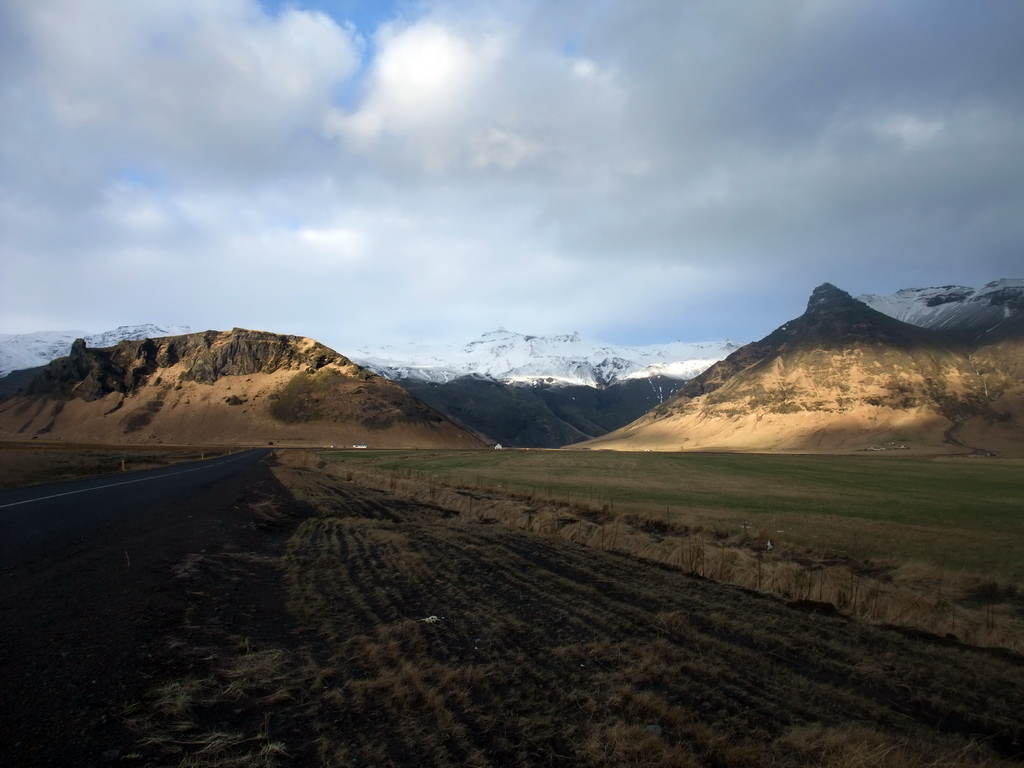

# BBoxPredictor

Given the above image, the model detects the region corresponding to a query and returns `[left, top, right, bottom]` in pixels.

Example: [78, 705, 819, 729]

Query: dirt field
[3, 450, 1023, 766]
[313, 449, 1024, 650]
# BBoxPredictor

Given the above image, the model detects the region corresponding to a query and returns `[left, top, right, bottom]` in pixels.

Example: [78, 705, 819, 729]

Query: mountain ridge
[2, 279, 1021, 451]
[0, 324, 191, 378]
[859, 278, 1024, 342]
[6, 278, 1021, 388]
[581, 283, 1024, 454]
[349, 329, 741, 388]
[0, 328, 483, 449]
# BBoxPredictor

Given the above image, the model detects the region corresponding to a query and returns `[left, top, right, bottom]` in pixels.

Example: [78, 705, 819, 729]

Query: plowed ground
[5, 456, 1023, 767]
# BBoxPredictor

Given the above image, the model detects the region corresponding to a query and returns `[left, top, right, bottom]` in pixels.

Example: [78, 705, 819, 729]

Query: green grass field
[320, 449, 1024, 584]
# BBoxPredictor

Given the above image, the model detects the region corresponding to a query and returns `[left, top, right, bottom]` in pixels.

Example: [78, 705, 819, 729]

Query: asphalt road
[0, 448, 272, 568]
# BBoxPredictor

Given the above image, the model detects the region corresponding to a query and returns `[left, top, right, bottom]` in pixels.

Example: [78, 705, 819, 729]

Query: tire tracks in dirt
[266, 464, 1024, 766]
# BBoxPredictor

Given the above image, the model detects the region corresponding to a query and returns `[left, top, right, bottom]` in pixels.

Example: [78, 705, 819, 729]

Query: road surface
[0, 448, 271, 567]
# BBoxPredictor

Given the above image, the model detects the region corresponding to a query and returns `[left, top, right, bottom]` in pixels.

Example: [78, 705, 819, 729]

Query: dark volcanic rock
[29, 338, 131, 401]
[175, 329, 346, 384]
[797, 283, 962, 351]
[30, 336, 164, 401]
[26, 329, 352, 401]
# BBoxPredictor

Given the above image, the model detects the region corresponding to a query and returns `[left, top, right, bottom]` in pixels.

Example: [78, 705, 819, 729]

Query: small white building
[494, 444, 503, 450]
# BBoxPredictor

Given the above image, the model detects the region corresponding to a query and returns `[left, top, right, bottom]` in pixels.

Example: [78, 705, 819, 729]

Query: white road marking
[0, 452, 254, 510]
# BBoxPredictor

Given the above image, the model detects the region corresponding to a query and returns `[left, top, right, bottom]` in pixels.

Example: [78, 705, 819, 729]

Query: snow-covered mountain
[0, 324, 191, 377]
[10, 279, 1017, 386]
[859, 279, 1024, 337]
[350, 329, 742, 388]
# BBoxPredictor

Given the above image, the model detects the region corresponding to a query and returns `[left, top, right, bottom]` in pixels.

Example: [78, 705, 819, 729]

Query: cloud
[327, 20, 492, 141]
[1, 0, 1023, 350]
[7, 0, 360, 193]
[322, 7, 630, 180]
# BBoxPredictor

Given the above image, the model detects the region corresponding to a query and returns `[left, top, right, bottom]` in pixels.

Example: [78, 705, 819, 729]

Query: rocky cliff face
[673, 283, 975, 413]
[28, 329, 348, 401]
[1, 329, 483, 448]
[582, 284, 1024, 454]
[0, 324, 192, 378]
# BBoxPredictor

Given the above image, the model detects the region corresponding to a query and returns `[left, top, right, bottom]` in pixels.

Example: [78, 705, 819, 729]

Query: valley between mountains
[2, 279, 1021, 452]
[1, 280, 1023, 767]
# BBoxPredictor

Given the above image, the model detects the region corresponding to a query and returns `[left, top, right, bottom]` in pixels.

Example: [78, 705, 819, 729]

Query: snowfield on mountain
[350, 329, 741, 388]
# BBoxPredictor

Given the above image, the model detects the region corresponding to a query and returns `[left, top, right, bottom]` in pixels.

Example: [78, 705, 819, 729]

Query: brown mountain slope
[0, 328, 484, 448]
[955, 326, 1024, 452]
[581, 284, 1024, 454]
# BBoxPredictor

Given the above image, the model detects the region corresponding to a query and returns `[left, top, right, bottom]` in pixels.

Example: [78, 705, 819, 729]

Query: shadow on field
[123, 452, 1024, 767]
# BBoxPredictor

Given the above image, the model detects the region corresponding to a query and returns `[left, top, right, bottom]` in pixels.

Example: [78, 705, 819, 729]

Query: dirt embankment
[3, 454, 1023, 767]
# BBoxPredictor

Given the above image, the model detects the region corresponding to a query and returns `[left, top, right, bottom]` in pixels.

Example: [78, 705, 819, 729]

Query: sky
[2, 0, 1023, 352]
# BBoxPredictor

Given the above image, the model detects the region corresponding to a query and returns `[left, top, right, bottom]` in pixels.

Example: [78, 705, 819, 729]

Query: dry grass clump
[580, 720, 701, 767]
[129, 642, 295, 767]
[777, 723, 1013, 767]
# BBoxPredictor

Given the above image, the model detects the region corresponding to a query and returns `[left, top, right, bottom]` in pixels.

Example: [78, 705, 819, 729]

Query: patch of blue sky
[258, 0, 414, 110]
[257, 0, 407, 37]
[114, 168, 166, 191]
[332, 72, 366, 111]
[272, 217, 306, 232]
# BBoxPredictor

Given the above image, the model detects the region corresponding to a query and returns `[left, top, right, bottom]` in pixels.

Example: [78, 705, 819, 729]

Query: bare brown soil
[2, 452, 1023, 766]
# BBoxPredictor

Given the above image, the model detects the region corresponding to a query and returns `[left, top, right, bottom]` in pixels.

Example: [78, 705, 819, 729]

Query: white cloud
[1, 0, 1023, 347]
[872, 114, 945, 148]
[571, 57, 597, 79]
[330, 21, 491, 139]
[100, 182, 174, 238]
[11, 0, 360, 187]
[322, 9, 631, 179]
[470, 127, 541, 169]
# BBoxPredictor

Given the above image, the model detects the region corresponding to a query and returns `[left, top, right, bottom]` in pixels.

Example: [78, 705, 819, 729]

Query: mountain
[350, 329, 740, 387]
[860, 279, 1024, 342]
[399, 375, 687, 448]
[0, 328, 484, 448]
[0, 325, 736, 448]
[581, 283, 1024, 454]
[346, 329, 737, 447]
[0, 324, 192, 378]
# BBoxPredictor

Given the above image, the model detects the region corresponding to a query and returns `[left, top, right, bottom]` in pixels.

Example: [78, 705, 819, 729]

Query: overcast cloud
[2, 0, 1023, 350]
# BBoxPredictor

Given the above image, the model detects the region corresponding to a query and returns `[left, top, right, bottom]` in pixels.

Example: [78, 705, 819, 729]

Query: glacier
[0, 324, 192, 377]
[859, 279, 1024, 336]
[349, 329, 741, 388]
